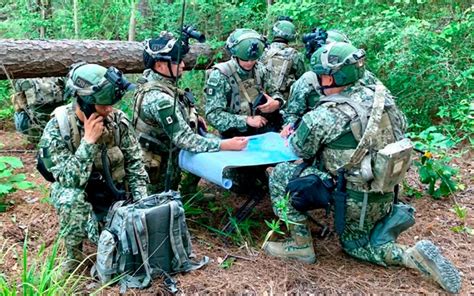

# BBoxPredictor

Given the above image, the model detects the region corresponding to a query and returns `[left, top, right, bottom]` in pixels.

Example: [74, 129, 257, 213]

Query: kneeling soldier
[265, 42, 461, 294]
[39, 63, 148, 271]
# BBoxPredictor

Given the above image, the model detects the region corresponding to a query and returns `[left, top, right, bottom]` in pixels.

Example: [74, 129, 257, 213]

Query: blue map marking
[178, 132, 299, 189]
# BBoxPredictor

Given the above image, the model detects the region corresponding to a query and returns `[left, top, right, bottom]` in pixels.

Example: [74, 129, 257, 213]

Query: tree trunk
[73, 0, 79, 39]
[128, 0, 137, 41]
[0, 39, 228, 79]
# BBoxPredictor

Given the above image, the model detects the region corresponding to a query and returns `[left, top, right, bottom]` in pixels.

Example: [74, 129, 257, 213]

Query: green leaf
[0, 157, 24, 169]
[15, 181, 34, 190]
[0, 184, 14, 195]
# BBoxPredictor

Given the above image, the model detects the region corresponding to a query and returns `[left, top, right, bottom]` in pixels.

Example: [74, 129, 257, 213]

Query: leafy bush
[0, 156, 34, 212]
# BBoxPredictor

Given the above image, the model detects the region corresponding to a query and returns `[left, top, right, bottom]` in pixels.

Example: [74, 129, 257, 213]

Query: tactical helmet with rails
[326, 30, 351, 44]
[226, 29, 266, 61]
[143, 32, 189, 70]
[66, 62, 133, 116]
[272, 18, 296, 42]
[311, 42, 366, 87]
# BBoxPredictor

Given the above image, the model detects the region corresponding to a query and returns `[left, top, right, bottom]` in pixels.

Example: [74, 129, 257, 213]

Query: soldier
[11, 77, 66, 144]
[133, 32, 248, 195]
[205, 28, 285, 138]
[38, 63, 148, 271]
[264, 43, 461, 293]
[204, 28, 285, 193]
[261, 17, 306, 100]
[281, 29, 382, 135]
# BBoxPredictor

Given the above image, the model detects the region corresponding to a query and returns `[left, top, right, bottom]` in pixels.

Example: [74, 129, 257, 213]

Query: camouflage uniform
[39, 105, 148, 249]
[11, 78, 66, 143]
[205, 58, 284, 137]
[261, 42, 306, 100]
[283, 70, 381, 126]
[269, 83, 410, 266]
[133, 69, 220, 194]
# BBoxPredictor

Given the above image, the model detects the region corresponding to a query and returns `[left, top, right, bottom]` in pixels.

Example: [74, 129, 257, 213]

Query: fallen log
[0, 39, 229, 80]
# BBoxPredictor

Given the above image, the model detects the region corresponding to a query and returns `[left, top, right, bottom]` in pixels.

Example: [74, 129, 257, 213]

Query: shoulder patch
[295, 118, 311, 144]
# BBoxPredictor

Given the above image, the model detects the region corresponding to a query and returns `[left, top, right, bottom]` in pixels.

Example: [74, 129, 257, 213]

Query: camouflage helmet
[311, 42, 366, 86]
[66, 62, 133, 105]
[143, 31, 189, 69]
[226, 29, 266, 61]
[272, 20, 296, 42]
[327, 30, 351, 44]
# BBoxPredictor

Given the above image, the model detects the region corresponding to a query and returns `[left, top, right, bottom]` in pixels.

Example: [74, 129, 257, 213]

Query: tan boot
[403, 240, 461, 294]
[264, 222, 316, 264]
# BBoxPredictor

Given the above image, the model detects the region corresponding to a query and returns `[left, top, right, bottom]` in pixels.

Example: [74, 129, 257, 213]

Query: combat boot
[62, 242, 85, 273]
[403, 240, 461, 293]
[264, 222, 316, 264]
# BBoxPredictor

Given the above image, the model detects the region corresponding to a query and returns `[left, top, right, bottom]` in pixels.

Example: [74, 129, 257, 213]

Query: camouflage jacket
[289, 83, 407, 192]
[282, 70, 381, 126]
[205, 58, 284, 134]
[133, 69, 220, 153]
[39, 106, 148, 200]
[261, 42, 306, 98]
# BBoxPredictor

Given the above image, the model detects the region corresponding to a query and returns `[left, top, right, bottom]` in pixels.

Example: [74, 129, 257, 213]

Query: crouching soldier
[38, 63, 148, 271]
[265, 42, 461, 293]
[11, 77, 66, 144]
[133, 31, 248, 195]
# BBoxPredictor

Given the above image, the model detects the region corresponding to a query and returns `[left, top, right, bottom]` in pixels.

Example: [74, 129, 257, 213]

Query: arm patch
[294, 119, 311, 145]
[157, 99, 179, 134]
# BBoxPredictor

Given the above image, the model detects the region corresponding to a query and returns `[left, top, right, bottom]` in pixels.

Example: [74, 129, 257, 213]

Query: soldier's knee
[51, 187, 90, 212]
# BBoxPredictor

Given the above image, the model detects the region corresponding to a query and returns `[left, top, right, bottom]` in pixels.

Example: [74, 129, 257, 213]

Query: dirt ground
[0, 128, 473, 295]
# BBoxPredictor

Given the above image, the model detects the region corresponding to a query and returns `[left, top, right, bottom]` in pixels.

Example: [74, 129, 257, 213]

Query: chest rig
[133, 79, 198, 153]
[53, 104, 126, 183]
[213, 60, 263, 116]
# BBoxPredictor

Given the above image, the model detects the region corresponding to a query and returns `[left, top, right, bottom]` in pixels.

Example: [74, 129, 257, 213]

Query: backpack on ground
[92, 191, 208, 292]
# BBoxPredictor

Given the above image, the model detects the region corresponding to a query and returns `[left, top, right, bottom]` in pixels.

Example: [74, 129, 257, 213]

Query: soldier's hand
[280, 124, 294, 138]
[220, 137, 248, 151]
[84, 113, 104, 144]
[246, 115, 268, 128]
[257, 93, 281, 113]
[197, 115, 208, 130]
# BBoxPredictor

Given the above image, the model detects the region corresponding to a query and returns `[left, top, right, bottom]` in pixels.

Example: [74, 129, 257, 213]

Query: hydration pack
[92, 191, 208, 292]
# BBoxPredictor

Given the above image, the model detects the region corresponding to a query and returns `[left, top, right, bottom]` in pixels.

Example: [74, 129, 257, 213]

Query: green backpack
[92, 191, 208, 292]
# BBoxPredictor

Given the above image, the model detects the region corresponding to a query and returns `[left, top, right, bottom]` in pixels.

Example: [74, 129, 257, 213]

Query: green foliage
[409, 127, 460, 198]
[218, 257, 235, 269]
[0, 235, 90, 295]
[0, 156, 35, 212]
[450, 204, 473, 235]
[0, 81, 13, 121]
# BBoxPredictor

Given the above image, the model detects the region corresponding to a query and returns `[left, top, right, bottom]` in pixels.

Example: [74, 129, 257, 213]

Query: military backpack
[92, 191, 209, 292]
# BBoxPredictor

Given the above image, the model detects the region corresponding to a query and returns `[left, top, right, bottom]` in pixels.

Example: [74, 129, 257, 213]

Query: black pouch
[287, 164, 335, 212]
[36, 148, 55, 183]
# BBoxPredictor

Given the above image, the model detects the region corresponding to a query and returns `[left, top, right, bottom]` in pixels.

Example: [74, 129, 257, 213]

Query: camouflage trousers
[50, 184, 100, 249]
[269, 161, 407, 266]
[341, 190, 406, 266]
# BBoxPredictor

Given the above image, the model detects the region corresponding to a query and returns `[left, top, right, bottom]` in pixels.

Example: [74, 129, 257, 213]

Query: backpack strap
[343, 83, 385, 170]
[169, 201, 209, 272]
[53, 104, 80, 152]
[319, 94, 369, 134]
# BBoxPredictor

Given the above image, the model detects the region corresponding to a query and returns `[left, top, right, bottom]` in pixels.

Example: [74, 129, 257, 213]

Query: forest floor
[0, 126, 473, 295]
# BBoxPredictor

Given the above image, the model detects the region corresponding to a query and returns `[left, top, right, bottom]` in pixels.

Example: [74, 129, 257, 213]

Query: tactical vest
[51, 104, 126, 183]
[16, 78, 64, 108]
[212, 60, 263, 116]
[262, 45, 297, 95]
[319, 91, 411, 193]
[133, 79, 198, 154]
